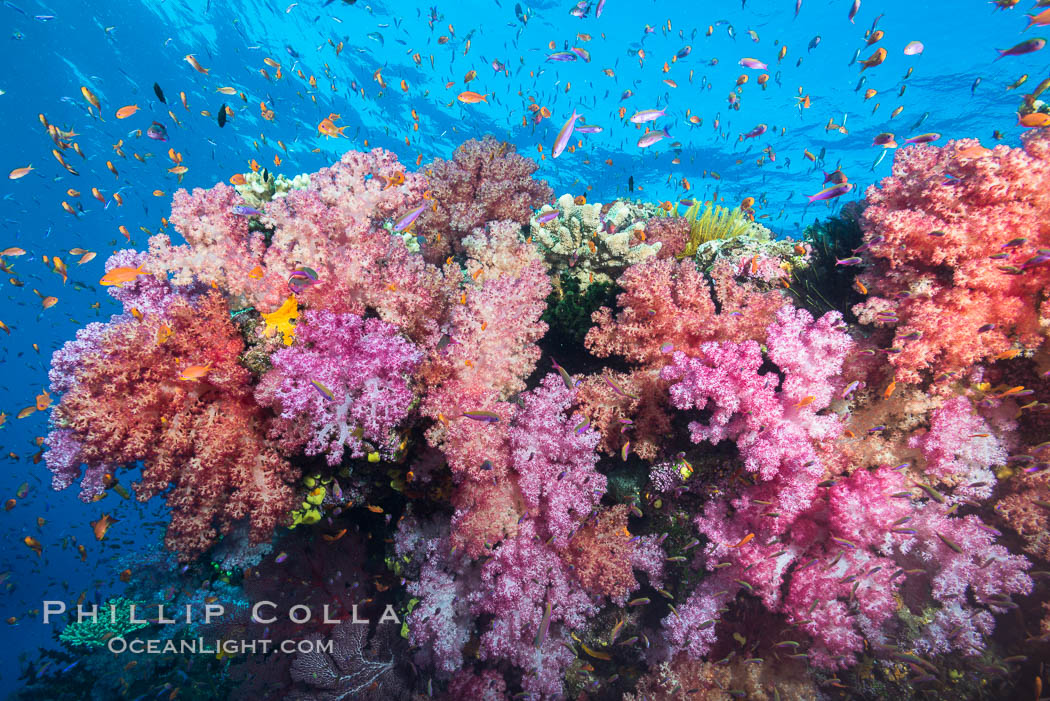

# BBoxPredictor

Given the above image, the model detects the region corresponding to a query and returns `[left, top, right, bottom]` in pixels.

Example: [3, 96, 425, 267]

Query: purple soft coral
[256, 310, 422, 465]
[509, 373, 605, 546]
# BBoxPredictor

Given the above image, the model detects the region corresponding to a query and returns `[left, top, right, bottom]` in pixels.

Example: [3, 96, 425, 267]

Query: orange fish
[727, 533, 755, 548]
[179, 363, 212, 381]
[230, 173, 247, 186]
[100, 266, 147, 287]
[884, 380, 896, 399]
[90, 514, 118, 541]
[1018, 112, 1050, 128]
[318, 113, 347, 138]
[248, 265, 264, 279]
[859, 47, 887, 71]
[41, 296, 58, 310]
[793, 395, 816, 408]
[35, 390, 51, 411]
[24, 536, 42, 556]
[322, 529, 348, 542]
[8, 165, 33, 180]
[184, 54, 209, 74]
[115, 105, 139, 119]
[956, 143, 993, 159]
[457, 91, 488, 104]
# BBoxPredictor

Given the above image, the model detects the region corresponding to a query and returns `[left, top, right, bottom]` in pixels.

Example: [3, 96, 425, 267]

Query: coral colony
[38, 134, 1050, 698]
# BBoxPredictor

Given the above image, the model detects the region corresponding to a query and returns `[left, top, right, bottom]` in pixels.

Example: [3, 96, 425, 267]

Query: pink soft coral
[152, 148, 452, 345]
[417, 136, 552, 262]
[587, 258, 785, 368]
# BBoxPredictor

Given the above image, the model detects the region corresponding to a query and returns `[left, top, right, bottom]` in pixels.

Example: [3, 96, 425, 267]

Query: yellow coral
[261, 295, 299, 345]
[675, 201, 754, 259]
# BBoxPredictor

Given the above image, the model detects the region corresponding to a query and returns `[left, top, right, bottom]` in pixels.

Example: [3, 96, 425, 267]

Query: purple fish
[552, 109, 580, 158]
[848, 0, 860, 23]
[739, 57, 767, 70]
[620, 89, 633, 101]
[462, 410, 500, 423]
[231, 205, 261, 216]
[637, 127, 670, 148]
[146, 121, 168, 141]
[536, 210, 559, 224]
[808, 183, 854, 203]
[393, 203, 426, 232]
[795, 0, 801, 17]
[676, 45, 691, 59]
[574, 124, 603, 134]
[571, 47, 591, 62]
[630, 107, 666, 123]
[996, 38, 1046, 60]
[310, 379, 335, 400]
[596, 0, 606, 18]
[547, 51, 577, 62]
[904, 132, 940, 144]
[491, 59, 505, 73]
[742, 123, 767, 139]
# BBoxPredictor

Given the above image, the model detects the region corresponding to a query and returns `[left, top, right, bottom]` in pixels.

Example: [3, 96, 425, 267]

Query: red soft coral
[52, 292, 298, 559]
[586, 258, 785, 368]
[854, 132, 1050, 383]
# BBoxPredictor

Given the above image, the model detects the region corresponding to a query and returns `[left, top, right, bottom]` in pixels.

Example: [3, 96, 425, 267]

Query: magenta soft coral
[853, 131, 1050, 383]
[509, 374, 604, 547]
[47, 292, 298, 559]
[255, 309, 422, 465]
[468, 520, 598, 699]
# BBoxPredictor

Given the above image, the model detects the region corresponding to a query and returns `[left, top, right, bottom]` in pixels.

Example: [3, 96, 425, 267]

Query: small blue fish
[231, 205, 262, 217]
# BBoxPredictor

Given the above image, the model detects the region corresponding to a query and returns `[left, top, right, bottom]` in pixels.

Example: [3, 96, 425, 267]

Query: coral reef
[39, 139, 1050, 701]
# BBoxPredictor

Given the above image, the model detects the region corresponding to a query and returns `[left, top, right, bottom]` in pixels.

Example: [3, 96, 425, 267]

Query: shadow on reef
[788, 202, 866, 321]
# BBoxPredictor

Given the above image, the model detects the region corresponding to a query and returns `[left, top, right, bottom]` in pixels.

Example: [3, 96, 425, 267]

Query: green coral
[787, 211, 865, 318]
[234, 170, 311, 209]
[542, 270, 618, 347]
[58, 597, 150, 648]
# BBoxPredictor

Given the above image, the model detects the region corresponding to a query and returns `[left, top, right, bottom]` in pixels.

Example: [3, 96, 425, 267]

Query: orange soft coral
[52, 292, 298, 560]
[854, 131, 1050, 383]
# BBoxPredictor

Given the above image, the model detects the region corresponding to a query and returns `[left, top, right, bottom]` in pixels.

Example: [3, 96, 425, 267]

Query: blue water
[0, 0, 1046, 696]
